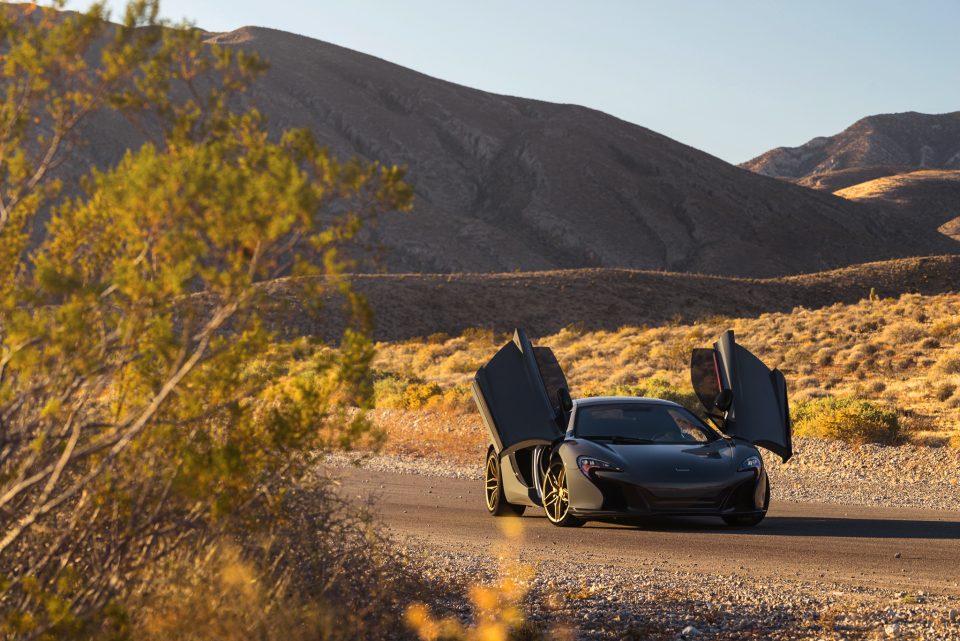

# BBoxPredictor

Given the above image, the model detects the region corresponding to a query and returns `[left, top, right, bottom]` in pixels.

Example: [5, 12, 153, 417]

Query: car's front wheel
[485, 449, 525, 517]
[541, 457, 583, 527]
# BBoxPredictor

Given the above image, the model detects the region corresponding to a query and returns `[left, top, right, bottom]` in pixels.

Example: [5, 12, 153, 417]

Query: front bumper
[570, 469, 769, 519]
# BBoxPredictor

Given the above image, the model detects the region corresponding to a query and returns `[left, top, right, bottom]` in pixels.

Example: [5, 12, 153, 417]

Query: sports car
[471, 328, 791, 527]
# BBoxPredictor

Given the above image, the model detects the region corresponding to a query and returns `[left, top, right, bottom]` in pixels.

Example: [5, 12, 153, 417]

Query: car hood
[579, 438, 759, 491]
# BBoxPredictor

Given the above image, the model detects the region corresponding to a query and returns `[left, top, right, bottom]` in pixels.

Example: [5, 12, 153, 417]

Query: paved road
[336, 468, 960, 595]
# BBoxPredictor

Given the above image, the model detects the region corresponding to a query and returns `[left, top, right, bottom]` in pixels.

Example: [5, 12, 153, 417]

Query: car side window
[669, 409, 710, 442]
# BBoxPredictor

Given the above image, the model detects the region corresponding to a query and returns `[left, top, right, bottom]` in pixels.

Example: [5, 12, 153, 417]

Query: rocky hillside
[252, 255, 960, 342]
[741, 111, 960, 189]
[834, 170, 960, 241]
[57, 21, 956, 277]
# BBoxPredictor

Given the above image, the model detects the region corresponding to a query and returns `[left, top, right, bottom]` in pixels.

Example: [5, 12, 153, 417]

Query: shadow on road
[584, 516, 960, 539]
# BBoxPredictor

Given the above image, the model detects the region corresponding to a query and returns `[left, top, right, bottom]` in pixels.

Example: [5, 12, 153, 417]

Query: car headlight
[577, 456, 622, 477]
[738, 455, 762, 472]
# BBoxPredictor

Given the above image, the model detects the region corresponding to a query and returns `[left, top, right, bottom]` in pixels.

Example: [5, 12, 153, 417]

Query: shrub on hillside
[792, 397, 901, 444]
[374, 374, 465, 411]
[930, 319, 960, 340]
[581, 378, 700, 414]
[933, 347, 960, 376]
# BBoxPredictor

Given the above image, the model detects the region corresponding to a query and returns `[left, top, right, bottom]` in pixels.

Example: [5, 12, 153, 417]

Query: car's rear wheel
[485, 449, 525, 516]
[541, 458, 583, 527]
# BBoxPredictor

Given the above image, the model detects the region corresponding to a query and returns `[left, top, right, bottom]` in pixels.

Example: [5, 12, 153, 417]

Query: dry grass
[128, 479, 437, 641]
[372, 292, 960, 446]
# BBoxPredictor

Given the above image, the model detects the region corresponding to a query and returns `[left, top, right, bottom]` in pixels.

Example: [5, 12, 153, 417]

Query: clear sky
[68, 0, 960, 163]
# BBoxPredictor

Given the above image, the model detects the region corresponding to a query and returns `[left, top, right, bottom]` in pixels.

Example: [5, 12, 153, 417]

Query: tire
[723, 482, 769, 527]
[484, 449, 525, 517]
[541, 457, 584, 527]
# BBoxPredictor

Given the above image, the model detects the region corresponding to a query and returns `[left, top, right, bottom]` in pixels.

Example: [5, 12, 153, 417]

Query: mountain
[43, 19, 960, 276]
[741, 112, 960, 247]
[834, 170, 960, 242]
[741, 111, 960, 190]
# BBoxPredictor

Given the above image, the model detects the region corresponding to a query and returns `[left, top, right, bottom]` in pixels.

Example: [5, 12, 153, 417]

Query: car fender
[556, 441, 606, 511]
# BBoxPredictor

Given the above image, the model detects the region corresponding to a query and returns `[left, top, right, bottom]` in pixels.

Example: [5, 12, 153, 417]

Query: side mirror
[557, 387, 573, 413]
[713, 389, 733, 412]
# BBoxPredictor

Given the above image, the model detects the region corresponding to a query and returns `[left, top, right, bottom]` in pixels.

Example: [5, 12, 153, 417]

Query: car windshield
[574, 403, 718, 443]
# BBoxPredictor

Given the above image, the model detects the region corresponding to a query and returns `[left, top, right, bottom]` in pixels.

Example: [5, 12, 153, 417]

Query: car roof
[573, 396, 684, 408]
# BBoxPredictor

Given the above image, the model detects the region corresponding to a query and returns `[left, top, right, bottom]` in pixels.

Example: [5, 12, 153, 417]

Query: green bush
[373, 374, 445, 410]
[792, 396, 901, 444]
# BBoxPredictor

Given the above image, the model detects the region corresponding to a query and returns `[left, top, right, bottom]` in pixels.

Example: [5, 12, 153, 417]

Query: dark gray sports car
[472, 328, 791, 527]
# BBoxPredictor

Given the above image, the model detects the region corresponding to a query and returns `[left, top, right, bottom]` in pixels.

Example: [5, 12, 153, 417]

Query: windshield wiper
[587, 435, 654, 445]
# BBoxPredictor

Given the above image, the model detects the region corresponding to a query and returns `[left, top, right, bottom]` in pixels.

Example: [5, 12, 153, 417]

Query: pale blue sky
[70, 0, 960, 163]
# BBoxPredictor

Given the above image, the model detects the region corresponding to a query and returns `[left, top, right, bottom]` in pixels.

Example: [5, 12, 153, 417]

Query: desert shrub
[403, 382, 445, 409]
[439, 384, 475, 413]
[880, 321, 925, 344]
[374, 373, 412, 408]
[936, 383, 957, 402]
[933, 348, 960, 376]
[0, 2, 412, 634]
[792, 397, 901, 444]
[460, 327, 497, 347]
[947, 389, 960, 409]
[440, 350, 481, 375]
[374, 374, 459, 411]
[930, 319, 960, 340]
[584, 378, 700, 413]
[133, 482, 433, 641]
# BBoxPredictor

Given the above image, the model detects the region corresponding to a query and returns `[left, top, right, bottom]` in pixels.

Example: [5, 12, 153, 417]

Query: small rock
[894, 552, 902, 559]
[681, 625, 701, 637]
[949, 608, 959, 622]
[884, 623, 901, 638]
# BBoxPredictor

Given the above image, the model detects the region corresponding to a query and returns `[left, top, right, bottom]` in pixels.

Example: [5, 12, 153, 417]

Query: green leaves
[0, 1, 413, 634]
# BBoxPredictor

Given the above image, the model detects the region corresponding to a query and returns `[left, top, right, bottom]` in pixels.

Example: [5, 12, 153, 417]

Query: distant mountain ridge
[741, 111, 960, 189]
[741, 111, 960, 247]
[34, 14, 960, 275]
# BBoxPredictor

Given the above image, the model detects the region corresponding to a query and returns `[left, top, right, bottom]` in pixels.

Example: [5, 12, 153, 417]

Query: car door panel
[691, 330, 792, 462]
[472, 328, 565, 457]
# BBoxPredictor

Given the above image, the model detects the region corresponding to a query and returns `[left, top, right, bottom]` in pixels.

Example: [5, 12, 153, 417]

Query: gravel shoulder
[409, 540, 960, 641]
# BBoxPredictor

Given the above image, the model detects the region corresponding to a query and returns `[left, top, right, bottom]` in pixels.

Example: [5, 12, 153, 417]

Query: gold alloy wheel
[542, 459, 570, 523]
[485, 452, 500, 512]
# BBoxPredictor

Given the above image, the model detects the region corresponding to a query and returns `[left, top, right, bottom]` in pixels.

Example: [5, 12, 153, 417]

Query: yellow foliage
[374, 291, 960, 439]
[405, 518, 540, 641]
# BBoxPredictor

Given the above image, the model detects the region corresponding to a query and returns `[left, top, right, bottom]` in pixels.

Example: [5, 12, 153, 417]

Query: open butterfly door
[691, 330, 792, 462]
[472, 329, 568, 457]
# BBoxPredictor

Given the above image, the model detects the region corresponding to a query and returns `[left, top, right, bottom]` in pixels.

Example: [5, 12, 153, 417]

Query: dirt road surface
[338, 467, 960, 595]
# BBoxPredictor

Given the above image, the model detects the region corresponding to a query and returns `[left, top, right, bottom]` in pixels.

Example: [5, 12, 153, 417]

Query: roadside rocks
[767, 438, 960, 511]
[404, 539, 960, 640]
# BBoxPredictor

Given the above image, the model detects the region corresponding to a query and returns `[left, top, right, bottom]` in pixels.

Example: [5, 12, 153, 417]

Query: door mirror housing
[557, 387, 573, 413]
[713, 389, 733, 412]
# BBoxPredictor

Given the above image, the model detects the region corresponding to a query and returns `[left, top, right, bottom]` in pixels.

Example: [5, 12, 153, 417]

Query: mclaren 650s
[472, 329, 791, 527]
